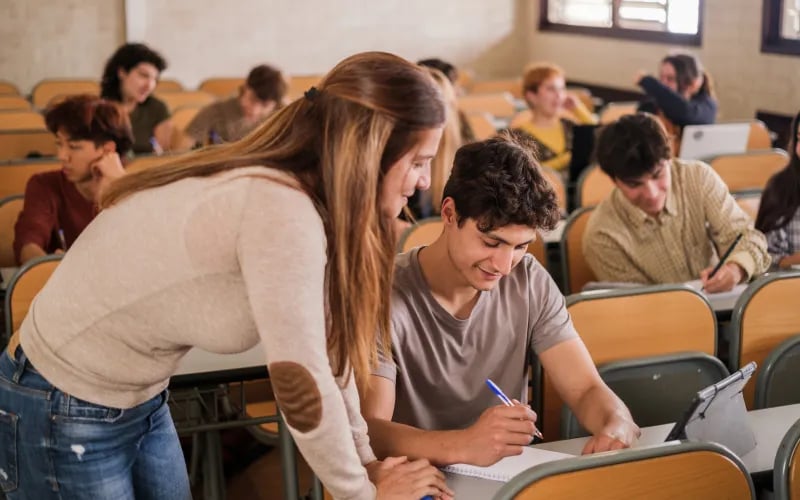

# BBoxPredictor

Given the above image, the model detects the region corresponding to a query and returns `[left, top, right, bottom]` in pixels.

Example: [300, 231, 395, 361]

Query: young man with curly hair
[362, 133, 639, 467]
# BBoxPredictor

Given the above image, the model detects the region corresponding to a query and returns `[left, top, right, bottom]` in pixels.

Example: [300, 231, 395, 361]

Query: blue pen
[486, 378, 543, 439]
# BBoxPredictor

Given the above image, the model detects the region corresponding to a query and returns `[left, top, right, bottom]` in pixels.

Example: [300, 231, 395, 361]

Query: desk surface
[447, 403, 800, 499]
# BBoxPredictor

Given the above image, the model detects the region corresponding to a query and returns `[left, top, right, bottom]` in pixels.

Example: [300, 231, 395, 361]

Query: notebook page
[442, 447, 574, 482]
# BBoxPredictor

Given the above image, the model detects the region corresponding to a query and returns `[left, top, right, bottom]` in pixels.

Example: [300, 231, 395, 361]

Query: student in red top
[13, 95, 133, 264]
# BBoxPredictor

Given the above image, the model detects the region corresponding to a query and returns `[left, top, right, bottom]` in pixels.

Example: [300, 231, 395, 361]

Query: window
[541, 0, 704, 45]
[763, 0, 800, 55]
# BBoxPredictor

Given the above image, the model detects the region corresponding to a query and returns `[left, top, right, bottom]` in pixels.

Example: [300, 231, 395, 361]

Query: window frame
[539, 0, 704, 46]
[762, 0, 800, 56]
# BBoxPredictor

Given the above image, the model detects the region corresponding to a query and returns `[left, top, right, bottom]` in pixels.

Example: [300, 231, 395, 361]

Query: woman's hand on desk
[457, 404, 539, 466]
[369, 456, 454, 500]
[581, 417, 641, 454]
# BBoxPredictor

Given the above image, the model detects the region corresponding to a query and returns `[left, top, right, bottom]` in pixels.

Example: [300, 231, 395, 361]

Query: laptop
[678, 122, 751, 160]
[568, 124, 599, 183]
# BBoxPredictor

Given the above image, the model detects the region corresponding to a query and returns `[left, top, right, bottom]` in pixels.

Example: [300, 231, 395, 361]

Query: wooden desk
[447, 403, 800, 499]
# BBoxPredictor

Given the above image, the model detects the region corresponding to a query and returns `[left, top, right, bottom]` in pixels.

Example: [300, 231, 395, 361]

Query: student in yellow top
[513, 63, 596, 174]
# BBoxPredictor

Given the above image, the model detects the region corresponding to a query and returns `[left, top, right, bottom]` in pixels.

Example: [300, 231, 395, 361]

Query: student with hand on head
[101, 43, 172, 154]
[179, 64, 288, 149]
[756, 110, 800, 269]
[636, 53, 717, 153]
[513, 63, 597, 176]
[0, 52, 452, 500]
[362, 132, 639, 468]
[583, 113, 770, 293]
[13, 95, 132, 265]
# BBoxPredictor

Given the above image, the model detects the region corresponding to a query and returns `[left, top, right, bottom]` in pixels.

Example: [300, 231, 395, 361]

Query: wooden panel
[540, 166, 566, 214]
[287, 75, 324, 100]
[9, 259, 60, 332]
[0, 96, 31, 111]
[458, 93, 516, 118]
[155, 79, 184, 92]
[0, 196, 23, 267]
[0, 81, 20, 96]
[470, 78, 523, 99]
[579, 166, 615, 207]
[465, 112, 498, 141]
[515, 450, 751, 500]
[31, 79, 99, 109]
[564, 208, 596, 294]
[747, 121, 772, 151]
[599, 102, 638, 125]
[198, 78, 244, 98]
[155, 91, 216, 112]
[739, 275, 800, 407]
[0, 130, 56, 162]
[710, 150, 789, 192]
[0, 160, 61, 198]
[399, 220, 443, 253]
[0, 111, 45, 131]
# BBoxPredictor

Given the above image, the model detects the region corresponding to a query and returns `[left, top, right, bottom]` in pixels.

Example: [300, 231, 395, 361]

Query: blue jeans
[0, 347, 191, 499]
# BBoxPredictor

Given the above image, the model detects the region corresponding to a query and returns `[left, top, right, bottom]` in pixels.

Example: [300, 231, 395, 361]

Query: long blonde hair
[101, 52, 446, 387]
[423, 67, 461, 213]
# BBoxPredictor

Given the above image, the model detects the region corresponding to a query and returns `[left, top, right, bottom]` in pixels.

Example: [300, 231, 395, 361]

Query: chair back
[576, 165, 615, 207]
[155, 79, 184, 92]
[599, 101, 638, 124]
[458, 93, 516, 118]
[0, 159, 61, 198]
[0, 130, 56, 161]
[398, 218, 443, 253]
[126, 154, 179, 174]
[566, 87, 595, 112]
[287, 75, 324, 100]
[540, 166, 567, 214]
[733, 190, 762, 221]
[155, 91, 216, 112]
[0, 81, 20, 96]
[528, 236, 546, 267]
[755, 334, 800, 409]
[0, 96, 31, 111]
[730, 271, 800, 407]
[4, 255, 61, 340]
[747, 120, 773, 150]
[493, 441, 754, 500]
[0, 195, 24, 267]
[31, 79, 99, 109]
[709, 149, 789, 192]
[465, 112, 498, 141]
[559, 206, 596, 294]
[539, 285, 717, 437]
[561, 352, 729, 438]
[774, 417, 800, 500]
[169, 106, 203, 149]
[198, 78, 244, 98]
[0, 111, 46, 131]
[470, 78, 523, 99]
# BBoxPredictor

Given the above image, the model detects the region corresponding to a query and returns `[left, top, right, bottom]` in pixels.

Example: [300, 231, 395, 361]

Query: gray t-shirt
[375, 248, 578, 431]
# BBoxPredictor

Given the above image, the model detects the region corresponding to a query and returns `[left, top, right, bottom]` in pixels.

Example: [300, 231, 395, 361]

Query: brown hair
[595, 113, 672, 180]
[245, 64, 288, 105]
[423, 67, 462, 213]
[101, 52, 445, 387]
[662, 53, 715, 99]
[443, 131, 560, 232]
[45, 94, 134, 155]
[522, 62, 564, 95]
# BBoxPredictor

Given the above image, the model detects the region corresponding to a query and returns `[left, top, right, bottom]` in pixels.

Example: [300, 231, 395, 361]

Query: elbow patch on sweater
[268, 361, 323, 432]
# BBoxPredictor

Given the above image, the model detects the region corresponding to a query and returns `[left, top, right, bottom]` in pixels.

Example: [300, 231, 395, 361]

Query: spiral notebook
[442, 447, 574, 482]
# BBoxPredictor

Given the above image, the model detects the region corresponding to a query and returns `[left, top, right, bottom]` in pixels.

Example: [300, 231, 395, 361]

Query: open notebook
[442, 447, 574, 482]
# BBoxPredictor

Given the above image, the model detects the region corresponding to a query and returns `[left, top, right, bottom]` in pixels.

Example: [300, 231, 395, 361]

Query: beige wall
[0, 0, 125, 94]
[0, 0, 525, 94]
[519, 0, 800, 120]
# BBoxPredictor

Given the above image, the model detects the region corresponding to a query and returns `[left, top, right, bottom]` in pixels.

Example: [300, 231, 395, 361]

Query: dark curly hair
[45, 94, 134, 156]
[595, 113, 672, 181]
[442, 131, 560, 232]
[100, 43, 167, 102]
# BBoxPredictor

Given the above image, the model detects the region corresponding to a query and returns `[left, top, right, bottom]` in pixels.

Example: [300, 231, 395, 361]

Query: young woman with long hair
[0, 52, 452, 500]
